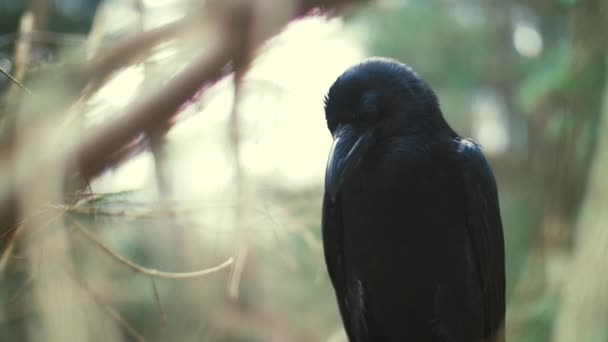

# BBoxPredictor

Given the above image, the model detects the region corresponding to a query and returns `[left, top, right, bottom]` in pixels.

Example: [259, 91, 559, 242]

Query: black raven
[322, 58, 505, 342]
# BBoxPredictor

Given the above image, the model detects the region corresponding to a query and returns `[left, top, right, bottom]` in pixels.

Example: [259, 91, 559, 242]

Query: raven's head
[323, 58, 449, 201]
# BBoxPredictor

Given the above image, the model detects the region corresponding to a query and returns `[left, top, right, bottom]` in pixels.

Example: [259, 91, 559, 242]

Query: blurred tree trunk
[553, 83, 608, 342]
[510, 0, 607, 340]
[535, 0, 606, 259]
[535, 0, 606, 288]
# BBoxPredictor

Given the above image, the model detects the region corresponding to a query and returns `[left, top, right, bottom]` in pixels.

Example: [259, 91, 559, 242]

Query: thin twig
[100, 303, 149, 342]
[71, 219, 234, 279]
[228, 242, 248, 301]
[0, 222, 22, 272]
[7, 12, 34, 98]
[0, 67, 31, 94]
[227, 59, 250, 301]
[1, 11, 34, 140]
[150, 277, 167, 326]
[52, 202, 207, 219]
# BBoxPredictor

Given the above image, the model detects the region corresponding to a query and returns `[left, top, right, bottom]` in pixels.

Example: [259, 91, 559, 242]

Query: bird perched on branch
[322, 58, 505, 342]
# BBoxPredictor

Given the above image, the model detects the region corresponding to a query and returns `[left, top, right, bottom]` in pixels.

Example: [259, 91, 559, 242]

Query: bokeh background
[0, 0, 607, 341]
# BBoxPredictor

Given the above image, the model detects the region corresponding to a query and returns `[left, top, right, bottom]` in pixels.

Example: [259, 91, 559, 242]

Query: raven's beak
[325, 124, 375, 202]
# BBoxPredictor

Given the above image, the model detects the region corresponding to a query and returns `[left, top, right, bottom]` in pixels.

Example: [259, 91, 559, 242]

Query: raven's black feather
[322, 58, 505, 342]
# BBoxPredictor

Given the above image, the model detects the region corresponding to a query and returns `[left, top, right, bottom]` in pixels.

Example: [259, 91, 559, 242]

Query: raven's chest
[339, 141, 467, 267]
[343, 141, 462, 212]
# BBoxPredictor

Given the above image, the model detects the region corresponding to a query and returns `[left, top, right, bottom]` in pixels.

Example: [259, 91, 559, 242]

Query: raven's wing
[457, 139, 506, 342]
[322, 194, 361, 341]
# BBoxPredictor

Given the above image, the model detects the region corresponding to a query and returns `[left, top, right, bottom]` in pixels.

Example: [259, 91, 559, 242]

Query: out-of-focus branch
[68, 0, 365, 183]
[0, 0, 368, 257]
[68, 26, 236, 181]
[76, 17, 189, 96]
[0, 12, 36, 265]
[1, 12, 34, 128]
[150, 277, 167, 325]
[29, 0, 48, 32]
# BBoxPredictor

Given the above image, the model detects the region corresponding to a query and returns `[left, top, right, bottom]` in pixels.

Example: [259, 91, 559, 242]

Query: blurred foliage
[0, 0, 607, 341]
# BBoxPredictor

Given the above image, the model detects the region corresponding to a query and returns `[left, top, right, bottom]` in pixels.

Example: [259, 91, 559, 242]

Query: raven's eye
[362, 92, 377, 112]
[361, 91, 380, 122]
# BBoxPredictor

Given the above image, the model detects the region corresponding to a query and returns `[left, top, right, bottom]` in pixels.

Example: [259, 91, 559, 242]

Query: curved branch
[72, 219, 234, 280]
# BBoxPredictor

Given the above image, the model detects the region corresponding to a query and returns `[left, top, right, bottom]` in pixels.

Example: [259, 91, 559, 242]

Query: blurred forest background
[0, 0, 607, 341]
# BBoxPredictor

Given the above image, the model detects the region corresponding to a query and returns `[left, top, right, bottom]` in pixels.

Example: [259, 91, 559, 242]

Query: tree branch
[0, 0, 368, 257]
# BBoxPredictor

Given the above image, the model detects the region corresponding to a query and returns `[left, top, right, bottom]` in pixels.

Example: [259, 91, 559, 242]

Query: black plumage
[322, 58, 505, 342]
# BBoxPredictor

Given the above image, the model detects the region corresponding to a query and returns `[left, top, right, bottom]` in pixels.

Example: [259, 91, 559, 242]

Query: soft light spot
[92, 152, 155, 193]
[90, 66, 144, 108]
[142, 0, 181, 7]
[513, 23, 543, 58]
[471, 91, 509, 155]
